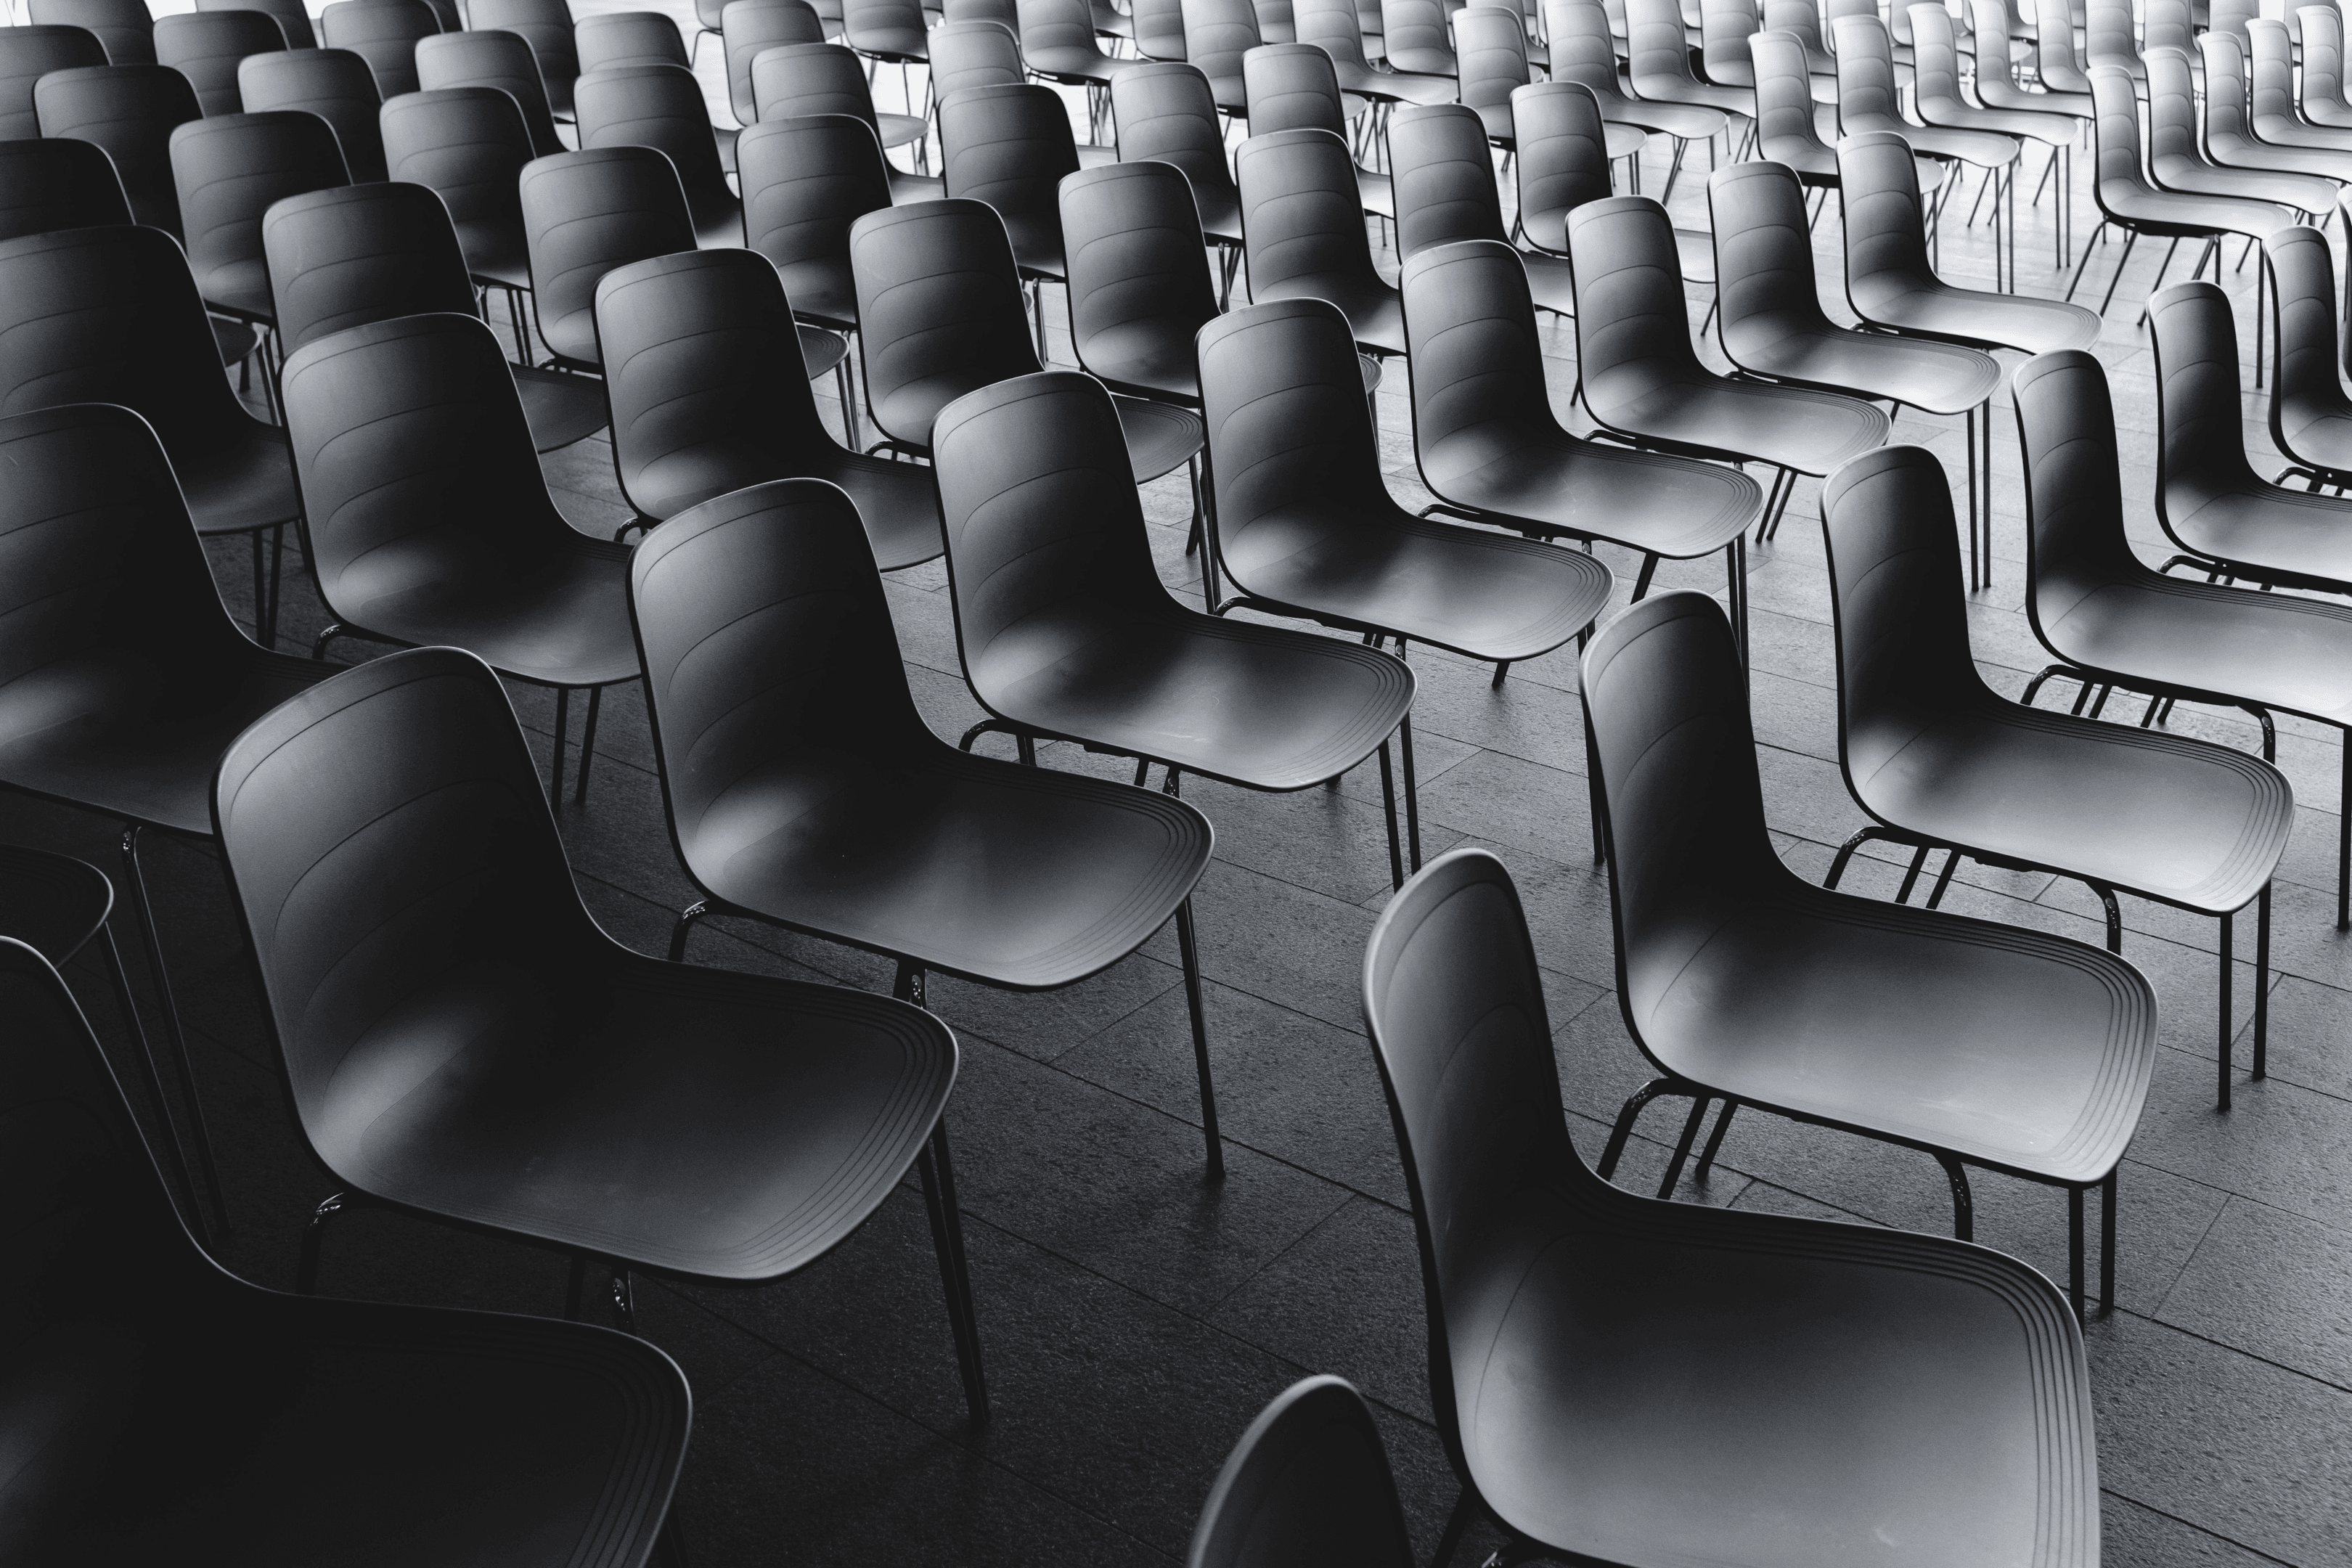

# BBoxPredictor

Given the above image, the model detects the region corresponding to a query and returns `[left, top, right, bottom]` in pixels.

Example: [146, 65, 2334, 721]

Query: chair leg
[549, 686, 570, 806]
[1656, 1094, 1711, 1199]
[1431, 1487, 1479, 1568]
[295, 1190, 348, 1294]
[2100, 1169, 2118, 1314]
[1596, 1077, 1680, 1180]
[1892, 843, 1933, 902]
[1629, 551, 1660, 600]
[1824, 825, 1895, 889]
[1175, 897, 1224, 1179]
[668, 900, 710, 963]
[1936, 1152, 1973, 1241]
[2253, 883, 2271, 1080]
[2067, 1184, 2086, 1322]
[2338, 740, 2349, 931]
[313, 623, 346, 661]
[1490, 659, 1511, 688]
[916, 1119, 992, 1426]
[96, 920, 203, 1241]
[1693, 1098, 1739, 1180]
[2217, 907, 2234, 1112]
[1377, 738, 1404, 891]
[1397, 704, 1422, 874]
[573, 685, 603, 805]
[122, 825, 228, 1236]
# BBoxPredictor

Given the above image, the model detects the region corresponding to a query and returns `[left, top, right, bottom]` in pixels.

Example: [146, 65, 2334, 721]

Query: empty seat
[171, 107, 348, 327]
[939, 79, 1080, 285]
[574, 59, 741, 246]
[576, 7, 690, 72]
[1235, 126, 1405, 355]
[1021, 0, 1124, 85]
[0, 24, 106, 137]
[1183, 0, 1262, 105]
[469, 0, 581, 117]
[153, 8, 285, 115]
[413, 25, 565, 155]
[380, 83, 537, 292]
[30, 0, 154, 63]
[33, 62, 198, 234]
[1297, 0, 1453, 102]
[736, 110, 890, 331]
[317, 0, 439, 97]
[841, 0, 930, 60]
[518, 143, 696, 370]
[1111, 60, 1244, 244]
[198, 0, 319, 49]
[750, 41, 932, 196]
[2265, 223, 2352, 488]
[1379, 0, 1456, 75]
[237, 46, 387, 179]
[722, 0, 823, 124]
[1393, 99, 1576, 314]
[1241, 39, 1400, 216]
[1455, 3, 1534, 146]
[0, 132, 131, 239]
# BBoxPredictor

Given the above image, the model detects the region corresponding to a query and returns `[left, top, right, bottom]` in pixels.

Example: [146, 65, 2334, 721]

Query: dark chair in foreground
[1186, 1376, 1414, 1568]
[2266, 223, 2352, 490]
[213, 645, 989, 1425]
[0, 936, 694, 1564]
[154, 8, 287, 115]
[279, 313, 639, 804]
[0, 130, 132, 240]
[237, 46, 388, 180]
[1363, 845, 2102, 1568]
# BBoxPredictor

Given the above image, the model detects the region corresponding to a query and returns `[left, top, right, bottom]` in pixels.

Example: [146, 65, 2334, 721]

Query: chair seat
[690, 189, 747, 250]
[1852, 276, 2099, 354]
[847, 25, 927, 57]
[1474, 100, 1517, 145]
[1425, 425, 1763, 558]
[1206, 72, 1250, 112]
[2253, 115, 2352, 157]
[1601, 119, 1646, 159]
[1725, 319, 2001, 415]
[329, 536, 642, 689]
[198, 258, 275, 324]
[1332, 60, 1455, 105]
[1459, 1186, 2099, 1568]
[2154, 155, 2337, 217]
[800, 322, 850, 380]
[2214, 134, 2352, 184]
[971, 603, 1414, 789]
[177, 430, 302, 537]
[457, 221, 534, 291]
[1634, 882, 2152, 1185]
[1029, 44, 1121, 82]
[1602, 92, 1727, 140]
[2276, 394, 2352, 479]
[1382, 47, 1456, 77]
[1924, 97, 2076, 145]
[878, 110, 928, 149]
[777, 258, 859, 330]
[1257, 271, 1407, 355]
[2306, 96, 2352, 129]
[2100, 181, 2297, 240]
[2164, 475, 2352, 590]
[1083, 323, 1204, 403]
[211, 314, 258, 367]
[1224, 510, 1614, 661]
[2042, 573, 2352, 726]
[686, 746, 1211, 987]
[0, 845, 111, 964]
[639, 446, 944, 568]
[1522, 249, 1576, 316]
[1983, 81, 2091, 118]
[1890, 118, 2020, 168]
[515, 365, 609, 452]
[1585, 373, 1890, 476]
[1196, 187, 1245, 245]
[1114, 393, 1204, 483]
[1852, 700, 2291, 915]
[1629, 73, 1749, 115]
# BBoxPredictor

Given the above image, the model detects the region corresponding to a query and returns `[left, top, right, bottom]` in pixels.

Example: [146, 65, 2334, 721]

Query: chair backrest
[576, 7, 688, 72]
[2084, 0, 2140, 73]
[30, 0, 153, 63]
[2304, 4, 2350, 115]
[1455, 4, 1530, 113]
[575, 60, 730, 196]
[1381, 0, 1453, 67]
[1628, 0, 1699, 84]
[850, 197, 1040, 448]
[1511, 79, 1611, 248]
[1111, 60, 1234, 200]
[154, 9, 284, 115]
[1399, 237, 1555, 460]
[1836, 128, 1932, 293]
[1700, 0, 1758, 81]
[1908, 1, 1967, 113]
[468, 0, 581, 115]
[2210, 0, 2258, 40]
[1256, 0, 1298, 42]
[264, 179, 477, 355]
[1241, 39, 1347, 134]
[2087, 63, 2153, 200]
[171, 109, 348, 311]
[199, 0, 318, 50]
[1763, 0, 1829, 55]
[318, 0, 438, 98]
[1197, 296, 1393, 556]
[1545, 0, 1627, 102]
[0, 25, 106, 139]
[1967, 0, 2021, 91]
[415, 28, 564, 155]
[1185, 1376, 1416, 1568]
[841, 0, 929, 52]
[237, 47, 386, 180]
[518, 143, 695, 365]
[938, 80, 1079, 255]
[2036, 0, 2088, 80]
[0, 134, 131, 240]
[1564, 194, 1701, 405]
[2199, 30, 2255, 144]
[1135, 0, 1192, 54]
[2149, 279, 2262, 500]
[1059, 158, 1218, 380]
[1235, 126, 1373, 287]
[1184, 0, 1265, 82]
[1708, 158, 1832, 359]
[1018, 0, 1103, 59]
[380, 85, 535, 275]
[1830, 11, 1902, 131]
[2143, 0, 2192, 54]
[723, 0, 824, 123]
[1389, 101, 1508, 256]
[1294, 0, 1371, 67]
[737, 110, 889, 313]
[751, 41, 885, 133]
[1749, 28, 1830, 163]
[2247, 17, 2298, 128]
[34, 63, 199, 240]
[2266, 224, 2340, 409]
[944, 0, 1020, 27]
[212, 645, 596, 1146]
[2011, 348, 2143, 630]
[2143, 44, 2202, 174]
[930, 17, 1024, 100]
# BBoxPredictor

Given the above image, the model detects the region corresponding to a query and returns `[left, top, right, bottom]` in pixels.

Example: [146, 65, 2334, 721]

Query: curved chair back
[944, 0, 1019, 27]
[0, 134, 131, 240]
[1390, 101, 1508, 256]
[1060, 158, 1218, 388]
[318, 0, 438, 98]
[2084, 0, 2141, 76]
[736, 111, 890, 326]
[1112, 60, 1238, 208]
[1183, 0, 1265, 92]
[1381, 0, 1455, 72]
[0, 25, 107, 138]
[263, 179, 477, 354]
[1398, 238, 1552, 457]
[1456, 4, 1531, 123]
[1185, 1376, 1416, 1568]
[1750, 27, 1833, 173]
[1256, 0, 1298, 42]
[469, 0, 582, 116]
[1836, 128, 1932, 296]
[1241, 39, 1347, 133]
[1709, 158, 1831, 359]
[1763, 0, 1832, 59]
[1234, 126, 1375, 290]
[518, 143, 695, 367]
[938, 78, 1079, 271]
[2267, 223, 2340, 412]
[1546, 0, 1630, 103]
[1136, 0, 1192, 56]
[2304, 5, 2351, 121]
[415, 28, 565, 155]
[198, 0, 317, 49]
[723, 0, 824, 122]
[751, 42, 888, 135]
[849, 198, 1039, 449]
[841, 0, 930, 58]
[30, 0, 154, 63]
[170, 109, 350, 318]
[1510, 79, 1610, 250]
[2197, 30, 2258, 152]
[1018, 0, 1106, 62]
[2088, 63, 2156, 205]
[1700, 0, 1759, 82]
[2250, 16, 2303, 129]
[1197, 296, 1392, 557]
[1294, 0, 1373, 66]
[575, 59, 730, 198]
[237, 47, 387, 180]
[33, 62, 198, 234]
[2210, 0, 2258, 41]
[1628, 0, 1703, 89]
[576, 8, 688, 72]
[2143, 0, 2192, 55]
[380, 85, 535, 281]
[595, 248, 841, 518]
[1563, 194, 1701, 405]
[155, 9, 285, 115]
[1830, 12, 1903, 134]
[2148, 279, 2262, 501]
[2036, 0, 2090, 88]
[2144, 44, 2202, 179]
[2012, 348, 2141, 628]
[1907, 2, 1971, 118]
[930, 17, 1024, 100]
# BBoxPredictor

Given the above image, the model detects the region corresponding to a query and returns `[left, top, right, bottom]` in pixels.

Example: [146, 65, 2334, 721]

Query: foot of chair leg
[1490, 659, 1510, 688]
[1824, 826, 1892, 890]
[123, 826, 228, 1236]
[1597, 1078, 1678, 1181]
[916, 1121, 990, 1426]
[1175, 898, 1223, 1180]
[667, 901, 709, 963]
[1936, 1153, 1973, 1242]
[296, 1191, 348, 1294]
[313, 622, 346, 661]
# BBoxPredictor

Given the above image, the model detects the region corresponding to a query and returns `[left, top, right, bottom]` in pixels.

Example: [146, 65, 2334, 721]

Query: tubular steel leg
[1430, 1489, 1478, 1568]
[550, 685, 571, 806]
[2253, 883, 2271, 1080]
[667, 901, 709, 963]
[1377, 738, 1404, 891]
[1693, 1098, 1738, 1181]
[1924, 847, 1963, 908]
[918, 1120, 992, 1426]
[1824, 826, 1893, 889]
[1629, 551, 1659, 600]
[1937, 1153, 1974, 1241]
[573, 685, 603, 804]
[2340, 741, 2350, 930]
[97, 920, 203, 1239]
[1400, 711, 1422, 873]
[2100, 1170, 2118, 1313]
[1490, 658, 1511, 688]
[2095, 886, 2121, 952]
[295, 1191, 348, 1294]
[1597, 1078, 1679, 1180]
[123, 826, 227, 1236]
[1175, 897, 1224, 1179]
[2218, 908, 2234, 1112]
[2068, 1185, 2086, 1321]
[1892, 843, 1934, 902]
[1655, 1095, 1711, 1199]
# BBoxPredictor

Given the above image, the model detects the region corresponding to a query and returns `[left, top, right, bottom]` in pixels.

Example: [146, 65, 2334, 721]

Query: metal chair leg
[1376, 738, 1404, 891]
[1656, 1094, 1711, 1198]
[1175, 897, 1224, 1179]
[2253, 883, 2270, 1079]
[1596, 1077, 1679, 1180]
[2067, 1184, 2086, 1322]
[667, 900, 710, 963]
[1936, 1152, 1973, 1241]
[1430, 1487, 1479, 1568]
[96, 920, 203, 1241]
[2217, 907, 2234, 1111]
[2100, 1169, 2118, 1314]
[123, 825, 228, 1236]
[917, 1118, 992, 1426]
[549, 686, 570, 805]
[573, 685, 603, 804]
[1692, 1098, 1739, 1180]
[295, 1189, 348, 1294]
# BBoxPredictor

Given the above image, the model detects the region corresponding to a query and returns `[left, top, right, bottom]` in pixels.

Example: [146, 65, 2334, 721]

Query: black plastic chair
[1186, 1376, 1414, 1568]
[264, 180, 608, 452]
[2016, 346, 2352, 936]
[0, 131, 131, 239]
[840, 0, 929, 62]
[931, 14, 1022, 104]
[0, 23, 105, 138]
[279, 312, 638, 804]
[212, 642, 988, 1426]
[470, 0, 581, 118]
[1824, 441, 2289, 1121]
[1747, 26, 1837, 185]
[595, 248, 939, 560]
[2203, 30, 2352, 183]
[1200, 296, 1614, 711]
[1392, 99, 1575, 314]
[414, 25, 567, 154]
[1401, 237, 1763, 648]
[1241, 40, 1396, 217]
[171, 108, 347, 336]
[154, 8, 285, 115]
[1235, 126, 1404, 355]
[631, 478, 1220, 1175]
[722, 0, 823, 125]
[518, 143, 696, 372]
[1297, 0, 1450, 103]
[1111, 59, 1246, 251]
[33, 61, 198, 234]
[318, 0, 438, 98]
[1628, 0, 1747, 119]
[30, 0, 152, 63]
[2250, 18, 2352, 156]
[237, 46, 388, 179]
[1021, 0, 1124, 94]
[1454, 3, 1532, 149]
[736, 109, 889, 335]
[1379, 0, 1455, 76]
[2147, 44, 2333, 219]
[1568, 193, 1887, 539]
[1182, 0, 1262, 106]
[575, 60, 742, 247]
[749, 42, 933, 197]
[1059, 158, 1223, 402]
[1135, 0, 1192, 57]
[850, 197, 1205, 477]
[937, 78, 1079, 306]
[1548, 0, 1723, 158]
[380, 83, 538, 309]
[933, 369, 1421, 885]
[0, 934, 694, 1563]
[576, 7, 689, 72]
[1510, 84, 1635, 262]
[2303, 4, 2352, 130]
[1361, 844, 2104, 1567]
[200, 0, 319, 49]
[2266, 223, 2352, 488]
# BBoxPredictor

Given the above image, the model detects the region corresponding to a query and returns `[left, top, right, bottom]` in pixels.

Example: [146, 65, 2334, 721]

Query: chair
[237, 46, 387, 180]
[30, 0, 152, 62]
[1242, 40, 1398, 216]
[1710, 159, 2000, 576]
[1909, 3, 2073, 250]
[2084, 0, 2142, 79]
[931, 15, 1019, 97]
[199, 0, 319, 49]
[1059, 158, 1226, 403]
[264, 181, 608, 452]
[154, 9, 285, 115]
[1627, 0, 1749, 120]
[415, 26, 566, 155]
[595, 248, 939, 561]
[576, 7, 689, 72]
[1186, 1376, 1415, 1568]
[1255, 0, 1299, 41]
[1183, 0, 1263, 104]
[1235, 127, 1405, 355]
[0, 132, 130, 239]
[1135, 0, 1192, 55]
[1392, 99, 1576, 316]
[1971, 0, 2087, 115]
[2037, 0, 2093, 91]
[2301, 3, 2352, 130]
[1515, 82, 1638, 262]
[0, 23, 105, 137]
[1748, 26, 1839, 184]
[33, 62, 197, 234]
[381, 83, 537, 308]
[850, 198, 1206, 479]
[944, 0, 1021, 25]
[1379, 0, 1457, 76]
[1699, 0, 1759, 89]
[2266, 224, 2352, 488]
[938, 82, 1082, 296]
[722, 0, 822, 125]
[278, 314, 636, 803]
[212, 642, 987, 1424]
[841, 0, 930, 62]
[750, 43, 933, 197]
[469, 0, 581, 118]
[1568, 193, 1886, 540]
[737, 109, 889, 337]
[1834, 15, 2023, 285]
[1401, 238, 1763, 647]
[318, 0, 438, 98]
[932, 369, 1421, 885]
[1111, 60, 1244, 248]
[170, 107, 347, 349]
[0, 934, 695, 1561]
[574, 60, 743, 248]
[1297, 0, 1451, 102]
[1548, 0, 1720, 159]
[1453, 4, 1533, 150]
[2148, 44, 2336, 216]
[1021, 0, 1124, 91]
[2015, 347, 2352, 936]
[1200, 295, 1614, 709]
[1824, 441, 2288, 1121]
[518, 143, 698, 375]
[2204, 30, 2352, 184]
[2252, 17, 2352, 160]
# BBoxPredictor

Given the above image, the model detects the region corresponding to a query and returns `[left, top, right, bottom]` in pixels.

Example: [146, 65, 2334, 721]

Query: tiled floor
[38, 9, 2352, 1562]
